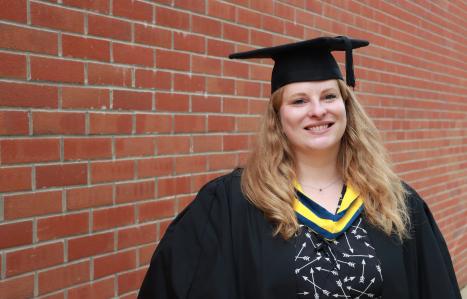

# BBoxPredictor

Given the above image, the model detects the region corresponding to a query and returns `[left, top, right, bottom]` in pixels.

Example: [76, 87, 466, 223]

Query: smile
[305, 123, 333, 131]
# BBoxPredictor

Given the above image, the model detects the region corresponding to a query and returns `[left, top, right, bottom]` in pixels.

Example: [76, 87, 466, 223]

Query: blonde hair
[241, 79, 410, 241]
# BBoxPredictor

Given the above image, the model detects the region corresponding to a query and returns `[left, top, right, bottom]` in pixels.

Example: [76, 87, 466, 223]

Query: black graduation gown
[138, 170, 462, 299]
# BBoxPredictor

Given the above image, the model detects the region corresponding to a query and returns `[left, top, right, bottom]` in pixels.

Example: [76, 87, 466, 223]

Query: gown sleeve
[404, 184, 462, 299]
[137, 173, 248, 299]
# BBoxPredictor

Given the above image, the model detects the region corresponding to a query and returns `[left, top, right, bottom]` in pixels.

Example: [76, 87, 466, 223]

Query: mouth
[305, 123, 333, 131]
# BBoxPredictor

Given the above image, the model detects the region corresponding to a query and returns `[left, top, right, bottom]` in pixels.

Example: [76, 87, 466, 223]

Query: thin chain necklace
[299, 176, 342, 195]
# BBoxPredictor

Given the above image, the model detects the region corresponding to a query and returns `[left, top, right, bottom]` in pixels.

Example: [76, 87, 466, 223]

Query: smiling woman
[137, 36, 462, 299]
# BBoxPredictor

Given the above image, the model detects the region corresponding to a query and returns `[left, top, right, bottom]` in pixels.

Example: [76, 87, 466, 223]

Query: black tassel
[337, 36, 355, 89]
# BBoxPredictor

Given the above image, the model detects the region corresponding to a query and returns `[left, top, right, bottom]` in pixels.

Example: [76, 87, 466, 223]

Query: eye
[323, 93, 337, 100]
[292, 98, 306, 105]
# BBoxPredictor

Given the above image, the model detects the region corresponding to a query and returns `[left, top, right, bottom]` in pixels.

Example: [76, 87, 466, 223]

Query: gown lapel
[363, 214, 410, 299]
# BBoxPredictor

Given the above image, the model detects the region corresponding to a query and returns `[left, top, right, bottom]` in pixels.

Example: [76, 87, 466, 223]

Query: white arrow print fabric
[296, 184, 382, 299]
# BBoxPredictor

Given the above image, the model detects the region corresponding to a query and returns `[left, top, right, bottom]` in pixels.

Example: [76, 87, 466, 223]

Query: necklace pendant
[319, 188, 324, 195]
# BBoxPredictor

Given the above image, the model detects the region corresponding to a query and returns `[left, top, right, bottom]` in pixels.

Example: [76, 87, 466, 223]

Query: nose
[307, 99, 326, 118]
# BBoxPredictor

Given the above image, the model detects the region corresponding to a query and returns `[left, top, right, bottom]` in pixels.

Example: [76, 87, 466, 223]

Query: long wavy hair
[241, 79, 410, 242]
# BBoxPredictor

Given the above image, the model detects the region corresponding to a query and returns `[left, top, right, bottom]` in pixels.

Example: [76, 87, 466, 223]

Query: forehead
[282, 80, 339, 98]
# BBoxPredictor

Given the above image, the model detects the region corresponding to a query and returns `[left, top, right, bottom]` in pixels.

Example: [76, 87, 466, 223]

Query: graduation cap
[229, 36, 369, 94]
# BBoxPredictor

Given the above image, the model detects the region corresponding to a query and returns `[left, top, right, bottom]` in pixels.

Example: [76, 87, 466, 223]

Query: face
[279, 80, 347, 156]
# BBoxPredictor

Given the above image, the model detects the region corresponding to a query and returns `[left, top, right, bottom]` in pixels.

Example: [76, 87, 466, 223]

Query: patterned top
[295, 185, 383, 299]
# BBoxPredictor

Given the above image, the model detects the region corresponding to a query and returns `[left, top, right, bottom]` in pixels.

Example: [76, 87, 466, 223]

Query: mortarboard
[229, 36, 369, 94]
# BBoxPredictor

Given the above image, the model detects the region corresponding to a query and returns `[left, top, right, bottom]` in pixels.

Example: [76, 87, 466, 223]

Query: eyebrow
[288, 88, 339, 98]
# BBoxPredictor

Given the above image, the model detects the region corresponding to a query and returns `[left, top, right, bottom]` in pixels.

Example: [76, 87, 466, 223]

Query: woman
[138, 36, 461, 299]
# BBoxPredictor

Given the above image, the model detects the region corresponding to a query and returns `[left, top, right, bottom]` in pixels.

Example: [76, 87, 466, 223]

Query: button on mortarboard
[229, 36, 369, 93]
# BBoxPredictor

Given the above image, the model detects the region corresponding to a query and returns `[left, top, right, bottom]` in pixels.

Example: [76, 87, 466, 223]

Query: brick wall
[0, 0, 466, 297]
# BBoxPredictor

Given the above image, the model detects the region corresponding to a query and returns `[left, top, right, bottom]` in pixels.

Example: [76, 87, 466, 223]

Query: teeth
[306, 125, 329, 131]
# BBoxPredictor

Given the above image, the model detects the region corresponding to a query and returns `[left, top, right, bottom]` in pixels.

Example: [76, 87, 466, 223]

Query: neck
[295, 147, 341, 186]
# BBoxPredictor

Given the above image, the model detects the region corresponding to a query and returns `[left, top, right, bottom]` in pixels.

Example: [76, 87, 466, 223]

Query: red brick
[67, 232, 114, 261]
[135, 69, 171, 90]
[193, 135, 222, 152]
[88, 13, 132, 41]
[137, 157, 173, 178]
[4, 190, 62, 220]
[263, 15, 284, 34]
[285, 21, 304, 38]
[238, 116, 260, 132]
[67, 277, 115, 299]
[116, 180, 155, 204]
[0, 23, 58, 55]
[207, 77, 235, 95]
[251, 64, 272, 81]
[88, 62, 132, 86]
[223, 97, 248, 114]
[305, 0, 322, 13]
[115, 137, 155, 158]
[89, 112, 133, 134]
[6, 242, 63, 277]
[156, 49, 190, 71]
[118, 223, 157, 249]
[33, 111, 85, 135]
[113, 90, 152, 111]
[31, 2, 84, 33]
[62, 34, 110, 62]
[251, 0, 273, 14]
[0, 166, 31, 193]
[0, 110, 29, 135]
[37, 212, 89, 241]
[158, 176, 191, 197]
[38, 261, 90, 295]
[120, 292, 138, 299]
[0, 274, 34, 299]
[139, 243, 158, 265]
[36, 163, 87, 188]
[224, 134, 249, 151]
[207, 0, 235, 20]
[192, 95, 221, 113]
[192, 14, 221, 37]
[30, 56, 84, 83]
[64, 137, 112, 160]
[155, 92, 189, 112]
[274, 1, 294, 20]
[38, 292, 65, 299]
[238, 151, 250, 164]
[207, 39, 235, 57]
[223, 23, 249, 43]
[175, 155, 207, 174]
[66, 184, 113, 211]
[174, 32, 205, 54]
[155, 6, 190, 30]
[93, 205, 136, 231]
[192, 55, 222, 75]
[173, 73, 206, 93]
[135, 114, 172, 133]
[237, 80, 261, 97]
[0, 221, 32, 250]
[177, 194, 196, 212]
[138, 198, 175, 222]
[113, 42, 154, 67]
[114, 0, 153, 22]
[209, 153, 236, 170]
[118, 267, 148, 294]
[159, 219, 172, 239]
[193, 172, 222, 192]
[93, 249, 136, 279]
[0, 0, 27, 23]
[175, 0, 205, 13]
[238, 7, 261, 27]
[0, 51, 26, 79]
[134, 23, 171, 48]
[223, 60, 249, 78]
[62, 86, 110, 109]
[157, 136, 191, 155]
[1, 138, 60, 164]
[174, 115, 206, 133]
[91, 160, 135, 183]
[250, 29, 273, 47]
[296, 9, 314, 27]
[208, 115, 235, 132]
[62, 0, 110, 13]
